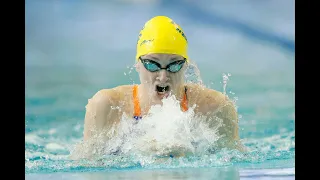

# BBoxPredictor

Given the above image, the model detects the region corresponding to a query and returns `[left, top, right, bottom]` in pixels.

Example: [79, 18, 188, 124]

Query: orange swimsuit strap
[133, 85, 142, 120]
[133, 85, 188, 120]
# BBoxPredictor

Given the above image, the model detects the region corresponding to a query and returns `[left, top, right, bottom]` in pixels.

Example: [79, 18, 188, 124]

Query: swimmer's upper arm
[217, 102, 245, 152]
[215, 100, 239, 139]
[215, 98, 246, 151]
[202, 90, 245, 152]
[83, 89, 119, 141]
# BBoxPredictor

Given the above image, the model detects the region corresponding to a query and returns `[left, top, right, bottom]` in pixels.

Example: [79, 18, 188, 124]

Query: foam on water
[70, 94, 225, 158]
[25, 94, 294, 173]
[25, 129, 294, 173]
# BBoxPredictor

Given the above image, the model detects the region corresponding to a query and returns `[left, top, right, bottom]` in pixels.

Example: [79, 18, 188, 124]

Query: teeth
[156, 85, 169, 92]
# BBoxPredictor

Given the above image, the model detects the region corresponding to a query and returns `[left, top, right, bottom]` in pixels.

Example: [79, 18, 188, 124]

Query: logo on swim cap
[171, 20, 188, 42]
[140, 39, 154, 46]
[136, 16, 189, 61]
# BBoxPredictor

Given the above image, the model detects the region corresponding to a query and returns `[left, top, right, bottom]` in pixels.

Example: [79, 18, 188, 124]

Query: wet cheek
[171, 73, 181, 81]
[176, 75, 185, 84]
[142, 72, 155, 84]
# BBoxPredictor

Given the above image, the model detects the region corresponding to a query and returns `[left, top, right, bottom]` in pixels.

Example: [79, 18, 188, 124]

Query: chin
[149, 92, 166, 104]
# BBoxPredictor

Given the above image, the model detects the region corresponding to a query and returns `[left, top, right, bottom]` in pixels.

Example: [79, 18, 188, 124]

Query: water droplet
[229, 91, 235, 95]
[222, 73, 229, 95]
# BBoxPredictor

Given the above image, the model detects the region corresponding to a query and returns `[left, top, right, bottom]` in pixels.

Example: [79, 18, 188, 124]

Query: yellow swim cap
[136, 16, 189, 61]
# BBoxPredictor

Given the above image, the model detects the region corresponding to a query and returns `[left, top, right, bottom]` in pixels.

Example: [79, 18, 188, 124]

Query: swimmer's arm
[213, 100, 246, 152]
[83, 89, 119, 141]
[198, 89, 245, 152]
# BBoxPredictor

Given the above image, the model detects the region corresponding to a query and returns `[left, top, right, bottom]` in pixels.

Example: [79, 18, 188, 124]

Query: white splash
[71, 95, 223, 159]
[185, 60, 203, 85]
[109, 95, 223, 157]
[222, 73, 231, 95]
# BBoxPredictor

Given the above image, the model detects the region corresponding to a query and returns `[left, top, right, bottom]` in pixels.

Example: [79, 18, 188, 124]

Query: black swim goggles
[139, 57, 186, 73]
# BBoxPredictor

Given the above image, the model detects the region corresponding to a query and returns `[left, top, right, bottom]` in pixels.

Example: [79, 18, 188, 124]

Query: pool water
[25, 1, 295, 179]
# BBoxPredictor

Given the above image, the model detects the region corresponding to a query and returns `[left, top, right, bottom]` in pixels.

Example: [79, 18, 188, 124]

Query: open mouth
[155, 85, 170, 93]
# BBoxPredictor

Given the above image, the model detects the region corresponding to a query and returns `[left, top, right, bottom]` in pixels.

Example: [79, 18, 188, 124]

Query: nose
[156, 70, 169, 83]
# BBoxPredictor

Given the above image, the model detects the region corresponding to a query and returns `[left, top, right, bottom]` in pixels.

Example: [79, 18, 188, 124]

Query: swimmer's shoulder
[84, 85, 135, 140]
[88, 85, 134, 107]
[185, 83, 230, 111]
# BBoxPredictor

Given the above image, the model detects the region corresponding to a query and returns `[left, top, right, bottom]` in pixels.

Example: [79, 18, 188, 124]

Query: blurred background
[25, 0, 294, 142]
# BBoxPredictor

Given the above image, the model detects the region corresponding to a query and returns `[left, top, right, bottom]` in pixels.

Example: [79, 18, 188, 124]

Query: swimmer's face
[136, 53, 187, 102]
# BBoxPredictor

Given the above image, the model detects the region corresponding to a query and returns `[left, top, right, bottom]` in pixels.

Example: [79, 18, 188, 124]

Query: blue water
[25, 0, 295, 179]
